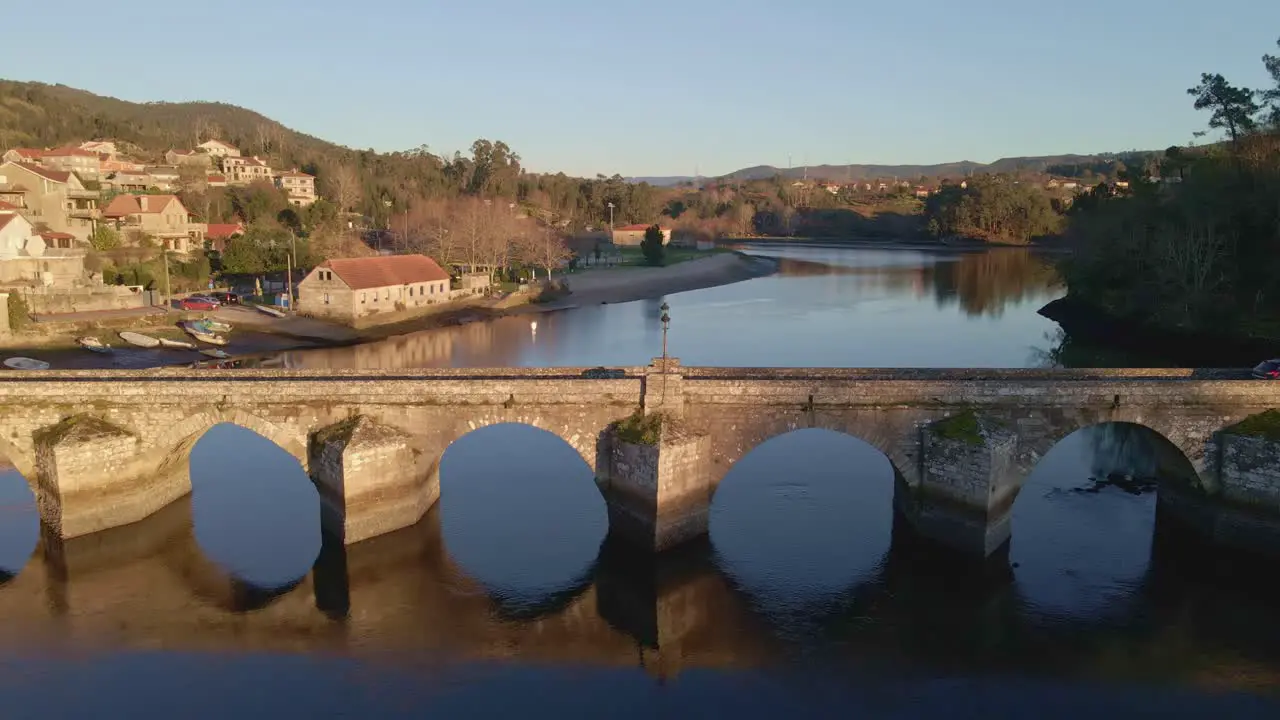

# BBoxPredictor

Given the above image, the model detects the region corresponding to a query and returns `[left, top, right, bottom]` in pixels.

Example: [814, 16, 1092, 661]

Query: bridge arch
[151, 409, 309, 471]
[435, 421, 606, 620]
[0, 435, 36, 484]
[1017, 418, 1206, 493]
[709, 427, 900, 621]
[439, 413, 601, 470]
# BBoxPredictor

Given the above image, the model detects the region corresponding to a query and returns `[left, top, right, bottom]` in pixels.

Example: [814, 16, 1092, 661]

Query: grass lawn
[615, 246, 731, 267]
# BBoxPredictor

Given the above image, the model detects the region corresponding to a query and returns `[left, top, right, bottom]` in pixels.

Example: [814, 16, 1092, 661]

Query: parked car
[1252, 359, 1280, 379]
[178, 297, 218, 311]
[208, 291, 241, 304]
[189, 294, 221, 305]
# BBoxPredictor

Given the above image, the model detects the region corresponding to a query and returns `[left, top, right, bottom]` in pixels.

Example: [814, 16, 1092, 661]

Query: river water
[2, 243, 1279, 717]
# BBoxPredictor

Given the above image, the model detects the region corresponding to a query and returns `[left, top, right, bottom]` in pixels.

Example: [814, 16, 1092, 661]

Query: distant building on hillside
[274, 169, 316, 206]
[40, 146, 102, 178]
[611, 223, 671, 247]
[166, 149, 213, 167]
[197, 139, 241, 158]
[224, 156, 272, 184]
[1, 148, 43, 164]
[297, 254, 452, 322]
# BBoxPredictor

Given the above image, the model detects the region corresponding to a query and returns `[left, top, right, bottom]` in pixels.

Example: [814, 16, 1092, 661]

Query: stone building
[101, 194, 204, 255]
[297, 254, 451, 323]
[274, 169, 316, 207]
[0, 161, 100, 243]
[611, 223, 671, 247]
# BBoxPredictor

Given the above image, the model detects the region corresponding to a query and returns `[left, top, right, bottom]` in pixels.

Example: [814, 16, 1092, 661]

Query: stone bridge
[2, 360, 1280, 557]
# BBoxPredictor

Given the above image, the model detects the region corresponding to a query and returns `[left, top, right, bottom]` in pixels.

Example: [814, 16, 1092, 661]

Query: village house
[0, 208, 85, 285]
[204, 222, 245, 253]
[79, 140, 118, 159]
[223, 155, 272, 184]
[165, 149, 212, 168]
[273, 169, 316, 206]
[101, 158, 147, 174]
[40, 146, 102, 179]
[611, 223, 671, 247]
[101, 193, 203, 255]
[196, 139, 241, 159]
[105, 170, 154, 193]
[296, 254, 452, 323]
[145, 165, 180, 191]
[1, 148, 43, 164]
[205, 173, 227, 188]
[0, 161, 99, 243]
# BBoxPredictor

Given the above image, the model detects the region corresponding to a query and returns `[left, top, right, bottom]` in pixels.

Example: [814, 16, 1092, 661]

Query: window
[409, 287, 414, 297]
[361, 292, 366, 303]
[323, 293, 330, 305]
[429, 283, 435, 295]
[385, 289, 390, 300]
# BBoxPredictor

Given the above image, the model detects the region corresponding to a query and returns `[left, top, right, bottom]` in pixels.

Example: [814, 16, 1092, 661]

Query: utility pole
[161, 246, 171, 311]
[286, 229, 296, 311]
[607, 201, 615, 231]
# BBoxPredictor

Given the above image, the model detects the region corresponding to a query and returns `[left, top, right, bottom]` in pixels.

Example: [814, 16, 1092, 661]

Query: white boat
[158, 337, 197, 350]
[200, 349, 231, 359]
[77, 336, 111, 353]
[118, 331, 161, 348]
[204, 319, 233, 333]
[254, 304, 286, 318]
[4, 357, 50, 370]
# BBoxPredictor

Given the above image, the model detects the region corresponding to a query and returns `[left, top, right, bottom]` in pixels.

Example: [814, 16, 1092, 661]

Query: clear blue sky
[10, 1, 1280, 177]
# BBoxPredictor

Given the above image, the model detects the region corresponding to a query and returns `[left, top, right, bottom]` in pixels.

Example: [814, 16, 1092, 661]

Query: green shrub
[615, 410, 664, 445]
[7, 293, 30, 332]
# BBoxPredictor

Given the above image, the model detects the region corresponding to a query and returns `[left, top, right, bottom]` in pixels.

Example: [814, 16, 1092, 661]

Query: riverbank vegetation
[1055, 37, 1280, 339]
[923, 177, 1063, 244]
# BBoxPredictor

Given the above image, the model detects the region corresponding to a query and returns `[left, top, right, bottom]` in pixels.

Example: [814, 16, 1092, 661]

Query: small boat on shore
[77, 336, 111, 353]
[4, 357, 50, 370]
[192, 318, 232, 333]
[159, 337, 197, 350]
[254, 304, 286, 318]
[118, 331, 161, 348]
[181, 321, 228, 346]
[200, 348, 231, 359]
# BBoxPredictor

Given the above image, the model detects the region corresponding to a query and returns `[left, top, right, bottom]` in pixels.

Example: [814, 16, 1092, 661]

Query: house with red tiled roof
[0, 212, 85, 285]
[101, 193, 203, 254]
[0, 161, 100, 243]
[40, 146, 102, 178]
[611, 223, 671, 247]
[204, 222, 244, 252]
[205, 173, 227, 188]
[196, 139, 240, 158]
[1, 148, 44, 164]
[296, 254, 452, 322]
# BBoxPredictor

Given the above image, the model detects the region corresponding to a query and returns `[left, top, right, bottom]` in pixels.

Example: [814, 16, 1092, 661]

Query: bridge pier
[308, 417, 437, 545]
[897, 412, 1022, 557]
[600, 419, 714, 553]
[34, 414, 191, 539]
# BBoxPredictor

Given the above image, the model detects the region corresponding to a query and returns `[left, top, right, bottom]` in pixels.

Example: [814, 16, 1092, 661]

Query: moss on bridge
[929, 410, 986, 446]
[1225, 410, 1280, 441]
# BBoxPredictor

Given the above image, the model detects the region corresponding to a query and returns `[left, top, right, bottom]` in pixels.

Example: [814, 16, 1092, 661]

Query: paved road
[32, 306, 168, 324]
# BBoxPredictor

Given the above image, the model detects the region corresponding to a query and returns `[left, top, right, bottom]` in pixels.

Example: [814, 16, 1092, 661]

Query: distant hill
[624, 176, 695, 187]
[717, 153, 1153, 182]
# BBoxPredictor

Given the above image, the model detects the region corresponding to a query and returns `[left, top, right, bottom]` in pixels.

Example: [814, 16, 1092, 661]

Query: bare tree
[518, 225, 573, 280]
[324, 164, 362, 214]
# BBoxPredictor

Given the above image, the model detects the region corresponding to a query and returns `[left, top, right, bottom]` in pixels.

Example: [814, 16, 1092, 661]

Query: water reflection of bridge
[0, 498, 1276, 692]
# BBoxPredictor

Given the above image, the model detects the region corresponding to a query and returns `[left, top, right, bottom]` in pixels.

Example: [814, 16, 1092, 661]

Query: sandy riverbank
[0, 252, 777, 369]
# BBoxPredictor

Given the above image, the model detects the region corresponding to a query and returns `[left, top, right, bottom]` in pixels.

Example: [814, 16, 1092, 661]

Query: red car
[178, 297, 217, 311]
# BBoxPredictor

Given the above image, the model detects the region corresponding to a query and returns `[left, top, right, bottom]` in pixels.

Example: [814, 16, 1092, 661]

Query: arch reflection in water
[709, 429, 895, 641]
[0, 462, 38, 581]
[188, 423, 320, 593]
[1010, 423, 1192, 625]
[438, 423, 607, 618]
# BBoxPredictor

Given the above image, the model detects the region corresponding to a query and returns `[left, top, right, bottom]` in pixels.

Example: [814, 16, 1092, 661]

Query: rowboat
[159, 337, 197, 350]
[4, 357, 50, 370]
[191, 318, 232, 333]
[181, 322, 228, 346]
[254, 304, 286, 318]
[200, 349, 231, 359]
[118, 331, 161, 348]
[77, 336, 111, 353]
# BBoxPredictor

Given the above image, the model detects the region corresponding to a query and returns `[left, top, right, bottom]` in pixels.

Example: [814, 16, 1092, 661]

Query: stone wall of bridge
[3, 365, 1280, 557]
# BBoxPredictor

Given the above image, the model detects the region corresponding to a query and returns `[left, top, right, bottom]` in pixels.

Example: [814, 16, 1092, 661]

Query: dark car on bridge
[1252, 359, 1280, 379]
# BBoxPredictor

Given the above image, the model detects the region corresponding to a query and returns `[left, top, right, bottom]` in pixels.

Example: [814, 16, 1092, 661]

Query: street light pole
[286, 229, 296, 311]
[607, 201, 614, 231]
[659, 301, 671, 403]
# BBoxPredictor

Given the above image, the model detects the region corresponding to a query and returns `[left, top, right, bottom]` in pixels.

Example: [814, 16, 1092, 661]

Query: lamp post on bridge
[660, 301, 671, 403]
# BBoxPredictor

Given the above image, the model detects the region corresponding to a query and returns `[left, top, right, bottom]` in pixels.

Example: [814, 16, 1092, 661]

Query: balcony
[68, 208, 100, 220]
[66, 189, 100, 200]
